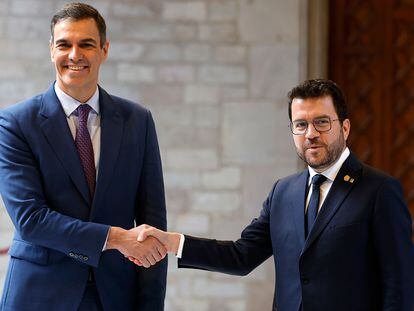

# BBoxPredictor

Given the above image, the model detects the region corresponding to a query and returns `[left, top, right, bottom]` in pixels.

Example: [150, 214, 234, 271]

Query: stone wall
[0, 0, 306, 310]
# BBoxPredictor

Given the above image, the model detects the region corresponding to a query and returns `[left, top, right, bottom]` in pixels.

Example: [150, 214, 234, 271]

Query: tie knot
[311, 174, 327, 187]
[77, 104, 92, 122]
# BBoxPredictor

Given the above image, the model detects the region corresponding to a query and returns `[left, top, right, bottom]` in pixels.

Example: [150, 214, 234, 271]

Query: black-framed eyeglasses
[289, 117, 340, 135]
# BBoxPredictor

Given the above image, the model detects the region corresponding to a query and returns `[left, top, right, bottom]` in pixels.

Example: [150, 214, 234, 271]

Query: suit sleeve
[177, 182, 276, 276]
[134, 111, 167, 311]
[0, 111, 109, 267]
[372, 178, 414, 311]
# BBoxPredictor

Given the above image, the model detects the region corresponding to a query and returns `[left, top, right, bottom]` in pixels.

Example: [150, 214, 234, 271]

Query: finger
[146, 254, 156, 266]
[129, 257, 142, 266]
[138, 256, 151, 268]
[157, 244, 167, 258]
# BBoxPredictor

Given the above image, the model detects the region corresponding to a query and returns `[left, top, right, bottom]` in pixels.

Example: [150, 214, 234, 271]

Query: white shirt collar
[54, 83, 100, 117]
[308, 147, 350, 183]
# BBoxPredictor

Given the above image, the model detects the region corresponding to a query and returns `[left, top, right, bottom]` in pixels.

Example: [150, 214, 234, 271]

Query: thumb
[137, 229, 149, 242]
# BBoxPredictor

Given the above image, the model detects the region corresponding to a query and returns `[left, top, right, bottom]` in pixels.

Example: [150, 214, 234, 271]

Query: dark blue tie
[75, 104, 96, 200]
[305, 174, 327, 237]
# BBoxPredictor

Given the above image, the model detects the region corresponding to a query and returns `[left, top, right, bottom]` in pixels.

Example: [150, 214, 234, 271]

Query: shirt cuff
[102, 229, 110, 251]
[176, 234, 185, 258]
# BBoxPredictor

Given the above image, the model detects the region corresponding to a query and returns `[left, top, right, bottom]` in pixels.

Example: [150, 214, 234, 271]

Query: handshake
[106, 225, 180, 268]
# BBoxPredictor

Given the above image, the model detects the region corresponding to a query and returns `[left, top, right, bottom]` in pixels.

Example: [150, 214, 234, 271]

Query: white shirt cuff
[176, 234, 185, 258]
[102, 229, 110, 251]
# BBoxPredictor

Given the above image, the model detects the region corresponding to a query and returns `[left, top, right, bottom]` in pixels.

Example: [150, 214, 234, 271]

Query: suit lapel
[292, 170, 309, 248]
[302, 153, 362, 253]
[39, 84, 91, 205]
[90, 87, 123, 218]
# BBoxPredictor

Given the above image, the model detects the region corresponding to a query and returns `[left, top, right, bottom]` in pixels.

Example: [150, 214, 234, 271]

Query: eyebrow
[292, 114, 331, 122]
[54, 38, 98, 45]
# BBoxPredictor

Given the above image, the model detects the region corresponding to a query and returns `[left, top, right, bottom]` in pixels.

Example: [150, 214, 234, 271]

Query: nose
[305, 122, 320, 139]
[69, 46, 82, 62]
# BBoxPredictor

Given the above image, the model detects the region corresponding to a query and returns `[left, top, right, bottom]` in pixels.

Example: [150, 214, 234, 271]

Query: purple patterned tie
[75, 104, 96, 199]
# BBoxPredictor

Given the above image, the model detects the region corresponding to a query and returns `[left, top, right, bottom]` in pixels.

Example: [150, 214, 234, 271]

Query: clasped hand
[106, 225, 169, 268]
[126, 224, 181, 267]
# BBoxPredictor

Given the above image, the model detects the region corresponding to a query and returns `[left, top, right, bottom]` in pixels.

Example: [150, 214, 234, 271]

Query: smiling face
[291, 95, 350, 172]
[50, 18, 109, 102]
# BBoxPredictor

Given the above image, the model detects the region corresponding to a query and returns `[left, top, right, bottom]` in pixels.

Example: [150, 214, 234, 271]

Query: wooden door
[329, 0, 414, 219]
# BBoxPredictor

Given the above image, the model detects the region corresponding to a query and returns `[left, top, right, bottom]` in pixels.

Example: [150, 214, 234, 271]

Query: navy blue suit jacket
[178, 154, 414, 311]
[0, 84, 167, 310]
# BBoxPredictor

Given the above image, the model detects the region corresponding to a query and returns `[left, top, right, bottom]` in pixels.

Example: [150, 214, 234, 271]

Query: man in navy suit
[0, 3, 167, 310]
[135, 79, 414, 310]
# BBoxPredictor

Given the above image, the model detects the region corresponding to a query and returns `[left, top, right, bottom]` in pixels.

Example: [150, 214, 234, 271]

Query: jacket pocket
[8, 239, 48, 265]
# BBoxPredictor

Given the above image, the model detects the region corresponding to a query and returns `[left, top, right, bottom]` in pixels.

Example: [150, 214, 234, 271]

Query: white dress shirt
[54, 83, 101, 172]
[306, 147, 350, 212]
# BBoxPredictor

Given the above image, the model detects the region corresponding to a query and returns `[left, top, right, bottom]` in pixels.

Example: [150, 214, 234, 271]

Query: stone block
[185, 85, 219, 104]
[157, 126, 194, 148]
[193, 278, 245, 298]
[210, 215, 247, 240]
[173, 24, 197, 41]
[214, 45, 246, 63]
[198, 65, 247, 85]
[191, 192, 240, 213]
[135, 85, 183, 106]
[144, 44, 181, 62]
[239, 0, 300, 43]
[184, 44, 211, 62]
[198, 23, 238, 43]
[175, 213, 210, 234]
[193, 128, 220, 149]
[0, 2, 8, 15]
[11, 0, 54, 16]
[125, 22, 173, 40]
[0, 60, 26, 79]
[250, 45, 299, 99]
[201, 167, 241, 189]
[117, 64, 155, 83]
[109, 42, 144, 61]
[16, 41, 49, 60]
[6, 17, 49, 39]
[163, 2, 206, 21]
[194, 106, 220, 128]
[222, 102, 292, 165]
[208, 0, 237, 21]
[164, 171, 200, 189]
[158, 65, 195, 83]
[0, 81, 36, 107]
[166, 297, 209, 311]
[112, 3, 155, 18]
[220, 86, 248, 101]
[164, 189, 188, 214]
[165, 149, 219, 170]
[150, 104, 192, 127]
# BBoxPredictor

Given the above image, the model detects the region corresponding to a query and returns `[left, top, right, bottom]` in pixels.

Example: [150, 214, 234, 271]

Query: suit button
[69, 252, 75, 257]
[84, 256, 89, 261]
[74, 254, 79, 259]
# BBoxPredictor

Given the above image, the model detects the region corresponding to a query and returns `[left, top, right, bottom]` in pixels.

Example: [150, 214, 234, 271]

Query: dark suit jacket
[0, 84, 167, 311]
[178, 153, 414, 311]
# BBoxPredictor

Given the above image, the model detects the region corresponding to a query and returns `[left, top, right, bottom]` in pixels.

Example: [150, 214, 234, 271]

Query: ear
[101, 40, 109, 61]
[342, 118, 350, 141]
[49, 40, 55, 62]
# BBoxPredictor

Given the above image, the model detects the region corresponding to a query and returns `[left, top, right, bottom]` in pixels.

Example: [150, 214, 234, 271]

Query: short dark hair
[287, 79, 348, 122]
[50, 2, 107, 48]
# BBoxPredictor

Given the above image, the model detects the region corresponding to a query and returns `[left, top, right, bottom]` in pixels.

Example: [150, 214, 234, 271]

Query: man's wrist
[105, 226, 126, 250]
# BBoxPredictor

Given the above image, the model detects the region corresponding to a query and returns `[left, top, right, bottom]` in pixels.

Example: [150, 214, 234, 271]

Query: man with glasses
[134, 79, 414, 310]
